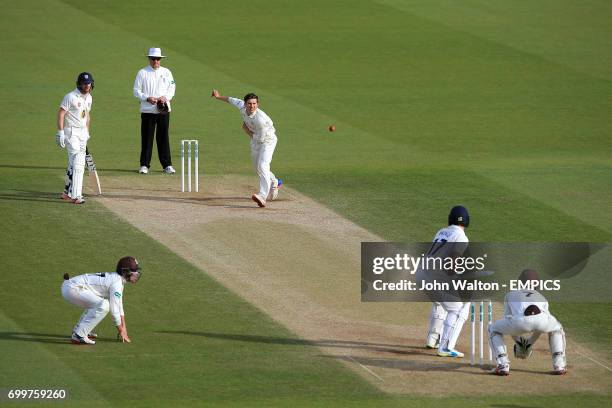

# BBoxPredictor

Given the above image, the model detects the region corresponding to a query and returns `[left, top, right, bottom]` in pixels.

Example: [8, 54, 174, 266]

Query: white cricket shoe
[139, 166, 149, 174]
[163, 166, 176, 174]
[491, 363, 510, 376]
[251, 194, 266, 208]
[71, 332, 95, 345]
[267, 178, 282, 201]
[425, 333, 439, 349]
[72, 197, 85, 205]
[437, 348, 464, 358]
[552, 352, 566, 375]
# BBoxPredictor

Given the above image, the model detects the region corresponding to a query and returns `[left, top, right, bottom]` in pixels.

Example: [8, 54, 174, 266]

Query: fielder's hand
[117, 330, 131, 343]
[55, 130, 65, 148]
[211, 89, 219, 98]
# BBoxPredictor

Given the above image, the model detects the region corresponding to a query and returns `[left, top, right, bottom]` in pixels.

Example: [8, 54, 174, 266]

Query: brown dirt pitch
[90, 173, 611, 396]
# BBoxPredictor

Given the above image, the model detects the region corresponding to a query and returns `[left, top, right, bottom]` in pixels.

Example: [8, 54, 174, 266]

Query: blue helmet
[448, 205, 470, 228]
[76, 72, 94, 91]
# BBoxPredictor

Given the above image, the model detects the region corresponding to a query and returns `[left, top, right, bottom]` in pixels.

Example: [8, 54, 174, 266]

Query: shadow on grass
[0, 332, 71, 344]
[156, 330, 423, 355]
[0, 164, 66, 171]
[325, 354, 553, 376]
[158, 331, 554, 376]
[0, 189, 257, 207]
[0, 164, 136, 173]
[0, 332, 120, 345]
[0, 190, 68, 204]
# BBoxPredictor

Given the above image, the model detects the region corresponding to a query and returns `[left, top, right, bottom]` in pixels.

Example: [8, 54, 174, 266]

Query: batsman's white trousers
[426, 302, 447, 345]
[250, 137, 277, 199]
[64, 127, 89, 199]
[489, 312, 565, 367]
[61, 280, 109, 338]
[438, 301, 470, 351]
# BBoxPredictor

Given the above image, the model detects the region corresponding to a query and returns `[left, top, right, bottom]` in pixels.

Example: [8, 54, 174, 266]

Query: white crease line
[574, 350, 612, 373]
[348, 356, 384, 382]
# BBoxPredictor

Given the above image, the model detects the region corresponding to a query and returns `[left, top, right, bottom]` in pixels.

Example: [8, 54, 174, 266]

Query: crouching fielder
[211, 89, 281, 207]
[489, 269, 566, 376]
[61, 256, 142, 345]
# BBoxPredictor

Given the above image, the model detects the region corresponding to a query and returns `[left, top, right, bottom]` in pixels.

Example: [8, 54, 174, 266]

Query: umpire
[133, 47, 176, 174]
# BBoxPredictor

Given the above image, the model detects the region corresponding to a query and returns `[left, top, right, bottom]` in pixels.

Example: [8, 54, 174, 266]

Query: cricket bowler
[211, 89, 281, 207]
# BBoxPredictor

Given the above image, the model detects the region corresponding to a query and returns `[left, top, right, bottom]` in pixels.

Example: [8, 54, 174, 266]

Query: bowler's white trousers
[251, 137, 277, 199]
[61, 280, 109, 338]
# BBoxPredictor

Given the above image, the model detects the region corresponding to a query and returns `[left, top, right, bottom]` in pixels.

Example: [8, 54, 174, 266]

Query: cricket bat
[85, 148, 102, 195]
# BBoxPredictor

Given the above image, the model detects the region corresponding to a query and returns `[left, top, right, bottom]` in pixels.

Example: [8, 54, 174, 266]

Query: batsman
[56, 72, 94, 204]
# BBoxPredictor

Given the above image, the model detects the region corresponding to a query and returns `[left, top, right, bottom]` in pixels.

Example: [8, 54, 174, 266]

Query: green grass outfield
[0, 0, 611, 406]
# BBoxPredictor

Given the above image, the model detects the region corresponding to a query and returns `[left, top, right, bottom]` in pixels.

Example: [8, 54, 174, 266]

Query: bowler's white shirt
[133, 65, 176, 113]
[67, 272, 125, 326]
[228, 97, 277, 144]
[60, 88, 92, 129]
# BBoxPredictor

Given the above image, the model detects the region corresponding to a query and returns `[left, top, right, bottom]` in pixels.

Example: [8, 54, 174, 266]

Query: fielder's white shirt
[504, 290, 550, 317]
[228, 97, 277, 144]
[133, 66, 176, 113]
[67, 272, 125, 325]
[60, 88, 92, 129]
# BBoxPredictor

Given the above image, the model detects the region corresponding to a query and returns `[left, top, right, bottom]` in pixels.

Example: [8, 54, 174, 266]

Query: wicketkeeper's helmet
[448, 205, 470, 228]
[116, 256, 141, 281]
[76, 72, 94, 91]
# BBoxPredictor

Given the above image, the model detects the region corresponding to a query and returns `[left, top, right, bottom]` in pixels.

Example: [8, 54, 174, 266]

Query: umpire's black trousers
[140, 113, 172, 169]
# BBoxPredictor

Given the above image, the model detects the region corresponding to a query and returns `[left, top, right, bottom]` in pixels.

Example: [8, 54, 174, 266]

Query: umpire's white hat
[146, 47, 165, 58]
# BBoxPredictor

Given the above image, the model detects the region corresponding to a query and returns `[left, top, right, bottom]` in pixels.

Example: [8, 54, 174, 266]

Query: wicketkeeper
[61, 256, 142, 345]
[488, 269, 567, 375]
[211, 89, 281, 207]
[56, 72, 94, 204]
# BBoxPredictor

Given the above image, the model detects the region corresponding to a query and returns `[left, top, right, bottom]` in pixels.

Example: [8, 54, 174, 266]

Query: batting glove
[56, 130, 65, 148]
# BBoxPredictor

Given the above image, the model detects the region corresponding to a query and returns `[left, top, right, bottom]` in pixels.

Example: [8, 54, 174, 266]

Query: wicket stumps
[470, 300, 493, 366]
[180, 139, 199, 192]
